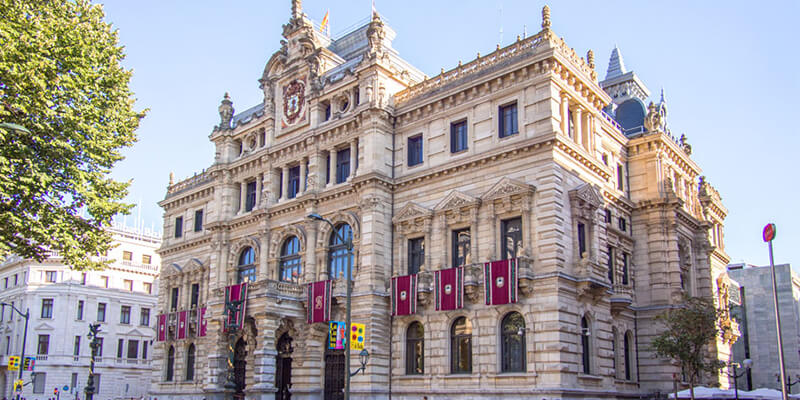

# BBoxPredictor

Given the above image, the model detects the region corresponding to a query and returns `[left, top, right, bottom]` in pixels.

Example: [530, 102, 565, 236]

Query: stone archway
[276, 333, 293, 400]
[323, 343, 345, 400]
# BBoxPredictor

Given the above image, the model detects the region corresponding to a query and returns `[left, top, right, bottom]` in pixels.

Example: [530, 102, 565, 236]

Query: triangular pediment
[392, 202, 432, 223]
[34, 322, 55, 331]
[480, 177, 535, 201]
[122, 327, 146, 337]
[434, 190, 479, 211]
[569, 183, 603, 209]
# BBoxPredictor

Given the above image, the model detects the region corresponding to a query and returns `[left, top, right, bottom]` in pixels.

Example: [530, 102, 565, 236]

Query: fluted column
[238, 181, 246, 214]
[574, 107, 583, 146]
[305, 221, 318, 283]
[582, 111, 591, 149]
[560, 93, 569, 136]
[255, 173, 262, 209]
[298, 157, 307, 196]
[280, 166, 289, 201]
[350, 139, 358, 178]
[327, 148, 336, 187]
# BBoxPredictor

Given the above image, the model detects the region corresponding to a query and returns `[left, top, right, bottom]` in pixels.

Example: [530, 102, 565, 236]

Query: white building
[0, 225, 161, 400]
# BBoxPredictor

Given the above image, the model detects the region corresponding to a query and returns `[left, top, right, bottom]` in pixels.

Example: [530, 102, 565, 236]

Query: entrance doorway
[275, 333, 293, 400]
[233, 338, 247, 399]
[323, 345, 345, 400]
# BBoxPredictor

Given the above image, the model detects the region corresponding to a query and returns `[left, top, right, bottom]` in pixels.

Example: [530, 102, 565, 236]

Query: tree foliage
[651, 295, 725, 399]
[0, 0, 144, 269]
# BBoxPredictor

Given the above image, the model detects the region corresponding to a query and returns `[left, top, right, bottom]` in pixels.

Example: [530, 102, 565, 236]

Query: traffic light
[54, 387, 59, 395]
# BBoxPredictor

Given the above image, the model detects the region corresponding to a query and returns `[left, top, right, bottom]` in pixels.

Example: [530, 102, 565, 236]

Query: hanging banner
[435, 266, 464, 311]
[306, 280, 332, 324]
[391, 274, 418, 316]
[224, 282, 248, 332]
[197, 306, 208, 337]
[177, 310, 188, 340]
[157, 314, 167, 342]
[328, 321, 346, 349]
[484, 258, 519, 305]
[350, 323, 365, 351]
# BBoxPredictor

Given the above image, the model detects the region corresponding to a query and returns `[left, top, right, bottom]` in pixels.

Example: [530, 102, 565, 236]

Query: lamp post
[1, 302, 29, 400]
[776, 374, 800, 394]
[723, 359, 752, 400]
[308, 213, 362, 400]
[85, 323, 101, 400]
[223, 297, 244, 394]
[763, 223, 788, 400]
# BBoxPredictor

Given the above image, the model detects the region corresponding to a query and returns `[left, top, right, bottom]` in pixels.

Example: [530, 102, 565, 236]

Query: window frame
[190, 283, 200, 308]
[77, 300, 84, 321]
[450, 316, 472, 374]
[336, 148, 351, 184]
[174, 216, 183, 238]
[450, 119, 469, 153]
[279, 236, 302, 284]
[237, 247, 257, 284]
[194, 209, 204, 232]
[120, 305, 131, 325]
[166, 346, 175, 382]
[328, 223, 353, 280]
[581, 316, 591, 374]
[186, 343, 196, 381]
[170, 287, 179, 311]
[97, 303, 106, 322]
[45, 271, 57, 283]
[451, 228, 471, 267]
[407, 134, 423, 167]
[245, 180, 257, 211]
[500, 312, 526, 373]
[37, 334, 50, 355]
[41, 298, 53, 319]
[73, 335, 81, 356]
[407, 237, 424, 275]
[140, 308, 151, 326]
[498, 102, 519, 138]
[405, 322, 424, 375]
[501, 217, 523, 260]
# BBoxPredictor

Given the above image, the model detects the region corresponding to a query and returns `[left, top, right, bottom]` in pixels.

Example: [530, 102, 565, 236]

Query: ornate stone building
[152, 3, 733, 399]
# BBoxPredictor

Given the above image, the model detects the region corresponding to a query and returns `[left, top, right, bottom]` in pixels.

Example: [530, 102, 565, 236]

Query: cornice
[158, 236, 213, 257]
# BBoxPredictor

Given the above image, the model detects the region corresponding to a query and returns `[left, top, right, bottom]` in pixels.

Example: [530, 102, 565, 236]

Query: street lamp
[723, 359, 753, 400]
[223, 296, 245, 393]
[85, 323, 101, 400]
[350, 349, 370, 377]
[307, 213, 360, 399]
[776, 374, 800, 394]
[1, 302, 29, 400]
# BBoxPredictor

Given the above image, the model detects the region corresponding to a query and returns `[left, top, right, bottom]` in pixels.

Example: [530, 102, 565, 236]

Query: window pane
[194, 209, 203, 231]
[280, 236, 302, 283]
[336, 149, 351, 183]
[245, 180, 257, 210]
[501, 312, 526, 372]
[408, 237, 424, 274]
[328, 224, 353, 279]
[406, 322, 424, 375]
[502, 218, 522, 260]
[452, 229, 470, 267]
[288, 166, 300, 198]
[450, 317, 472, 373]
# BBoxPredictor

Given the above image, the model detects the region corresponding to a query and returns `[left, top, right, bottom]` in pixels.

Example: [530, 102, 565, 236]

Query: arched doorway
[323, 344, 344, 400]
[275, 333, 293, 400]
[234, 338, 247, 399]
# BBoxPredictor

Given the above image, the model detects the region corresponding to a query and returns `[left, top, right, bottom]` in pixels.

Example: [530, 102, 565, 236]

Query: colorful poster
[328, 321, 346, 350]
[435, 266, 464, 311]
[157, 314, 167, 342]
[350, 323, 365, 351]
[391, 274, 418, 316]
[306, 280, 332, 324]
[484, 258, 519, 305]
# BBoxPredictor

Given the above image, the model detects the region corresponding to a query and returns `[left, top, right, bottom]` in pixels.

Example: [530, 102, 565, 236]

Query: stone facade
[728, 263, 800, 393]
[152, 3, 731, 399]
[0, 225, 161, 400]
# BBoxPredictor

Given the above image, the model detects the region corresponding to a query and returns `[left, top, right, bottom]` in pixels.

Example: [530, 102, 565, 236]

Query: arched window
[581, 316, 591, 374]
[165, 345, 175, 381]
[450, 317, 472, 374]
[328, 224, 353, 280]
[280, 236, 302, 283]
[185, 343, 196, 381]
[500, 312, 526, 372]
[237, 247, 256, 283]
[406, 322, 424, 375]
[624, 330, 633, 381]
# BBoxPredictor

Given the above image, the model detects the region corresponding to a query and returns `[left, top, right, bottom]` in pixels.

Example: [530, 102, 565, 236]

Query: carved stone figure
[218, 93, 234, 130]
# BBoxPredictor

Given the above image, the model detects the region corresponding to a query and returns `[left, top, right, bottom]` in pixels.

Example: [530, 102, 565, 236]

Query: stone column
[309, 151, 323, 193]
[560, 93, 569, 137]
[574, 107, 583, 146]
[582, 111, 591, 149]
[487, 202, 497, 261]
[470, 208, 479, 263]
[261, 172, 271, 207]
[327, 149, 336, 187]
[424, 220, 432, 271]
[395, 232, 405, 276]
[259, 230, 270, 281]
[522, 198, 532, 257]
[298, 157, 307, 196]
[238, 181, 247, 214]
[305, 221, 318, 283]
[255, 173, 262, 209]
[280, 166, 289, 201]
[439, 214, 448, 268]
[350, 139, 358, 178]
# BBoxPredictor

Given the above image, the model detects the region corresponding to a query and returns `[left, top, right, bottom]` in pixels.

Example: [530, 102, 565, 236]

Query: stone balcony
[610, 283, 633, 313]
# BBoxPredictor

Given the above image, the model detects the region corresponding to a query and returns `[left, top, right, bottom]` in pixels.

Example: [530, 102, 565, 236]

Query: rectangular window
[325, 153, 331, 184]
[120, 306, 131, 324]
[336, 148, 351, 184]
[278, 169, 283, 198]
[127, 340, 139, 359]
[499, 102, 519, 138]
[14, 274, 18, 285]
[245, 180, 257, 211]
[452, 228, 471, 267]
[142, 254, 152, 265]
[617, 164, 624, 191]
[143, 282, 152, 294]
[81, 272, 87, 285]
[94, 374, 101, 394]
[41, 298, 53, 318]
[71, 373, 78, 394]
[97, 303, 106, 322]
[45, 271, 57, 283]
[604, 208, 612, 223]
[577, 222, 587, 257]
[622, 253, 630, 285]
[77, 300, 84, 320]
[191, 283, 200, 308]
[124, 279, 133, 291]
[142, 341, 148, 360]
[607, 246, 615, 284]
[174, 216, 183, 238]
[288, 166, 300, 198]
[95, 338, 104, 357]
[407, 237, 424, 275]
[122, 251, 132, 261]
[140, 308, 150, 326]
[568, 109, 574, 138]
[194, 209, 204, 232]
[450, 120, 468, 153]
[3, 277, 7, 288]
[101, 276, 109, 288]
[171, 287, 179, 311]
[33, 372, 46, 393]
[73, 335, 81, 356]
[501, 217, 522, 260]
[407, 135, 423, 167]
[618, 217, 627, 232]
[117, 339, 124, 358]
[37, 334, 49, 355]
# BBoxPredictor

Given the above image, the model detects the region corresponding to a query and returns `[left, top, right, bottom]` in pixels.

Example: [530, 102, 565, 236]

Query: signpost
[763, 223, 788, 400]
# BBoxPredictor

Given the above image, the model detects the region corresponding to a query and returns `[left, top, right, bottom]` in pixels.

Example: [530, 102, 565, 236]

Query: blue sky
[101, 1, 799, 268]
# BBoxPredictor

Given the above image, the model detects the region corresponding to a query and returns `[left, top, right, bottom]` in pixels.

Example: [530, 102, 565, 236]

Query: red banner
[157, 314, 167, 342]
[224, 282, 248, 332]
[391, 274, 418, 316]
[198, 307, 208, 337]
[177, 310, 188, 340]
[307, 280, 332, 324]
[435, 267, 464, 311]
[484, 258, 519, 305]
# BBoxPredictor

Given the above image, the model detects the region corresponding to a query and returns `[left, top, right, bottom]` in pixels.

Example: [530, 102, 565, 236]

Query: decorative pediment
[34, 322, 55, 331]
[434, 190, 480, 212]
[569, 183, 603, 209]
[480, 177, 535, 201]
[392, 202, 433, 224]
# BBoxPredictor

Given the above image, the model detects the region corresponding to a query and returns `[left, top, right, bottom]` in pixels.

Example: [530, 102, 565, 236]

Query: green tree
[651, 295, 726, 400]
[0, 0, 144, 270]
